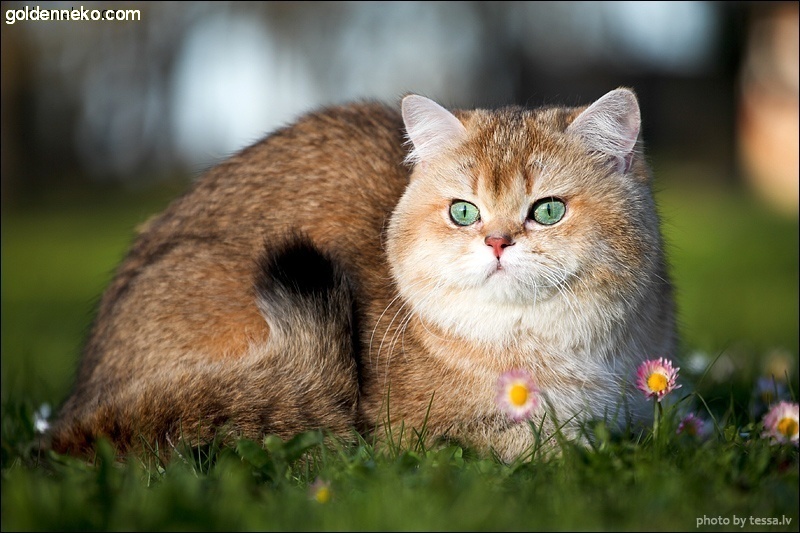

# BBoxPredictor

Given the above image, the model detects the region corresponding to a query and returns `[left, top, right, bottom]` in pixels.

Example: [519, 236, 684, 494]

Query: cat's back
[145, 100, 408, 244]
[74, 101, 409, 391]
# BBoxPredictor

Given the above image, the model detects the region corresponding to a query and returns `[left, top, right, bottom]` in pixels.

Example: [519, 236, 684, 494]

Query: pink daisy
[676, 412, 707, 438]
[636, 357, 681, 402]
[761, 401, 799, 446]
[496, 369, 540, 422]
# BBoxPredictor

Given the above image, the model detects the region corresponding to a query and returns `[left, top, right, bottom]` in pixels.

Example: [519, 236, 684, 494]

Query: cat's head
[386, 89, 666, 347]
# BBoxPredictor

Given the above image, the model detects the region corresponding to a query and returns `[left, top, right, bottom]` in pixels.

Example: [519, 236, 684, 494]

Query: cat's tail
[254, 233, 360, 372]
[246, 231, 363, 431]
[48, 234, 361, 457]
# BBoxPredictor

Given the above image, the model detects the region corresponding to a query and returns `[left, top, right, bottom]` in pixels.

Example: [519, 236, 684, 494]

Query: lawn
[1, 177, 798, 531]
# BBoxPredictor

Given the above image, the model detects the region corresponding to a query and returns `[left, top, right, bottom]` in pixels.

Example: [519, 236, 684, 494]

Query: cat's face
[387, 91, 661, 345]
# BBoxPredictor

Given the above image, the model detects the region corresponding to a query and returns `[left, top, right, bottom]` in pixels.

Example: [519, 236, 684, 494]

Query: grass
[1, 179, 798, 531]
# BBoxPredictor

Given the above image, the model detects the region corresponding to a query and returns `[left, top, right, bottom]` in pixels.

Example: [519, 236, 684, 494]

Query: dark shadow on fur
[254, 232, 365, 422]
[255, 233, 345, 303]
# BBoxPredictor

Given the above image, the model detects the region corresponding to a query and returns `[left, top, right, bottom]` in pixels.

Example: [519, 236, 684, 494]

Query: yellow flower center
[509, 384, 528, 407]
[777, 417, 798, 438]
[647, 372, 668, 393]
[314, 486, 331, 504]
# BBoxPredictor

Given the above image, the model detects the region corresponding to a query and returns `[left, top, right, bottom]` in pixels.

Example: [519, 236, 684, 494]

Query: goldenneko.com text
[5, 5, 141, 25]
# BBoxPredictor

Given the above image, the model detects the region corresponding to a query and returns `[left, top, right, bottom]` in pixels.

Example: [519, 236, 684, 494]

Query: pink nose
[485, 234, 514, 259]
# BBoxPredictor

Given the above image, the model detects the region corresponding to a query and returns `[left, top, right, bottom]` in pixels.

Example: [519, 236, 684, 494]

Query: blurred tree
[0, 1, 757, 207]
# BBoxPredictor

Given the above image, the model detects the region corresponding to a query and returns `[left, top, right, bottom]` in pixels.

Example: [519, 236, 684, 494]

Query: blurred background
[1, 1, 798, 411]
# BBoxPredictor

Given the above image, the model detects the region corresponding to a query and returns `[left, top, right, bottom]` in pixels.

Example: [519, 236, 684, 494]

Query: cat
[48, 88, 676, 463]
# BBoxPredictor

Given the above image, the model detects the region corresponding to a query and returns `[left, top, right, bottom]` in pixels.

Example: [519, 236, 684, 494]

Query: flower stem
[653, 398, 660, 440]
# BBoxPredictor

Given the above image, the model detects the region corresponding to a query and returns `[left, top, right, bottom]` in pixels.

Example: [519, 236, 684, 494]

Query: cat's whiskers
[388, 309, 415, 366]
[405, 280, 451, 343]
[378, 279, 449, 394]
[536, 257, 621, 336]
[546, 261, 591, 294]
[510, 253, 577, 314]
[539, 268, 583, 333]
[545, 264, 585, 314]
[386, 300, 417, 364]
[388, 278, 450, 357]
[651, 271, 672, 287]
[369, 289, 411, 366]
[374, 278, 443, 372]
[375, 297, 413, 370]
[372, 277, 438, 357]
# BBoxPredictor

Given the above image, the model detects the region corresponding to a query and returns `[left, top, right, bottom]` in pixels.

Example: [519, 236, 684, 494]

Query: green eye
[450, 200, 480, 226]
[530, 197, 566, 225]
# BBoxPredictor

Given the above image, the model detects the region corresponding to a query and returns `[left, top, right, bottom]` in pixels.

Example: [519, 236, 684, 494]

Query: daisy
[636, 358, 681, 402]
[676, 412, 707, 439]
[761, 401, 799, 446]
[308, 478, 332, 503]
[496, 369, 540, 422]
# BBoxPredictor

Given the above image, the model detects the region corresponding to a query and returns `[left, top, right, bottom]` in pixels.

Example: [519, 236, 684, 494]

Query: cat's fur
[49, 88, 676, 462]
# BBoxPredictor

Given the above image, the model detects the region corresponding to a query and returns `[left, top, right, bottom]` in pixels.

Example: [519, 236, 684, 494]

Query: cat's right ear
[401, 95, 467, 166]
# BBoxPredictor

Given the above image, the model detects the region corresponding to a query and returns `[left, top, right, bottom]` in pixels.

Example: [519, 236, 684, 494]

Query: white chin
[481, 275, 527, 305]
[480, 261, 557, 305]
[406, 281, 533, 343]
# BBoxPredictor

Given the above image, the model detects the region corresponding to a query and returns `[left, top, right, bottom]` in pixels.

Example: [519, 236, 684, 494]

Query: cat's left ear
[566, 88, 640, 174]
[402, 95, 468, 166]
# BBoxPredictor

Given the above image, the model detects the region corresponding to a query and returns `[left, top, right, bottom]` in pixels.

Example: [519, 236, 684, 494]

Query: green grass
[1, 181, 798, 531]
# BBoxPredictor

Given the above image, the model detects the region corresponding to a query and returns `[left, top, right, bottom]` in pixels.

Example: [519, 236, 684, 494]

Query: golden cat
[49, 88, 676, 462]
